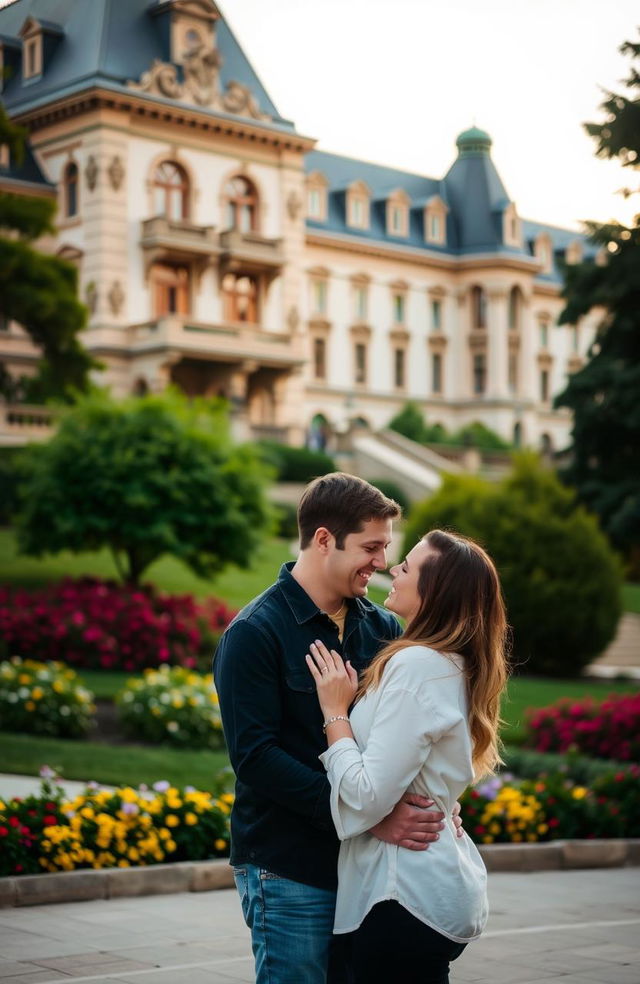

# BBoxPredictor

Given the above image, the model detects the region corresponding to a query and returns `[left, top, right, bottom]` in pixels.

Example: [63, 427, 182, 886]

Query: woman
[306, 529, 509, 984]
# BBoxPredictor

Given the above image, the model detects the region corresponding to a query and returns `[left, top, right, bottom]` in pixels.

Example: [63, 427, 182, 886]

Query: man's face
[325, 517, 393, 600]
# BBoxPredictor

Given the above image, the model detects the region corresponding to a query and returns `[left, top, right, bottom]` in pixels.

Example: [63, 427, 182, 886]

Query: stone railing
[0, 403, 56, 445]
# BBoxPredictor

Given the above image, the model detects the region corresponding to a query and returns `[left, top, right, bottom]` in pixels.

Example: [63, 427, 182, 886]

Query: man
[214, 473, 451, 984]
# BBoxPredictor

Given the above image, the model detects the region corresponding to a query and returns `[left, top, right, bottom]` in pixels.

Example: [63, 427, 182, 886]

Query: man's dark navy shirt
[213, 562, 402, 890]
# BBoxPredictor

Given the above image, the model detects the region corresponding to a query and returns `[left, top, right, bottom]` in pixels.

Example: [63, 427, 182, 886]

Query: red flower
[8, 816, 19, 828]
[43, 815, 58, 826]
[0, 826, 8, 837]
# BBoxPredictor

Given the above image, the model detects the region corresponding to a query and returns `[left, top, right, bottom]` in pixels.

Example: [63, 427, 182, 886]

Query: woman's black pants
[344, 900, 467, 984]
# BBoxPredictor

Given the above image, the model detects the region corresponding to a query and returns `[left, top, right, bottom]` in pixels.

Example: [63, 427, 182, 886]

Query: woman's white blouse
[319, 645, 488, 942]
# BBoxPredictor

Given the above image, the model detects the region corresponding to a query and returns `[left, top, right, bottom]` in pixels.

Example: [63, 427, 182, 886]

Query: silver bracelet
[322, 715, 350, 733]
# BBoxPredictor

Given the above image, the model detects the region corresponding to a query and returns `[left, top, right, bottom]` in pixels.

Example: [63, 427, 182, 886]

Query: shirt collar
[277, 561, 366, 625]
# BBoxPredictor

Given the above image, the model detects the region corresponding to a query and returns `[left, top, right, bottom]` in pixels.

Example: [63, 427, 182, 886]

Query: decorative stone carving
[85, 282, 98, 314]
[85, 155, 98, 191]
[108, 280, 125, 316]
[286, 191, 302, 220]
[128, 42, 270, 121]
[108, 156, 125, 191]
[287, 306, 300, 332]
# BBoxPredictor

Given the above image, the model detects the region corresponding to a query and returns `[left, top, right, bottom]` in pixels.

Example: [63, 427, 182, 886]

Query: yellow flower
[165, 814, 179, 827]
[184, 812, 198, 826]
[165, 839, 177, 852]
[25, 701, 36, 711]
[572, 787, 587, 800]
[214, 838, 227, 851]
[31, 687, 44, 700]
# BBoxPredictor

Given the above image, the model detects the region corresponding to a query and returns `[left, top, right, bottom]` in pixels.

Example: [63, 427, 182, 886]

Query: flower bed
[460, 763, 640, 843]
[0, 578, 236, 673]
[0, 658, 95, 738]
[2, 760, 638, 878]
[524, 692, 640, 762]
[116, 666, 224, 749]
[0, 770, 232, 878]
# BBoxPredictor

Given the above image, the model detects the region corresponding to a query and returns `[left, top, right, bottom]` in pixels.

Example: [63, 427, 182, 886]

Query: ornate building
[0, 0, 595, 451]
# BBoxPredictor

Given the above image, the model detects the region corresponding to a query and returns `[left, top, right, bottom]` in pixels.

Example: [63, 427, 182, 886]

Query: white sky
[221, 0, 639, 232]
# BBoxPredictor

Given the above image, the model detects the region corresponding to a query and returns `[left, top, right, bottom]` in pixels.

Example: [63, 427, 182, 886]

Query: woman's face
[385, 539, 434, 621]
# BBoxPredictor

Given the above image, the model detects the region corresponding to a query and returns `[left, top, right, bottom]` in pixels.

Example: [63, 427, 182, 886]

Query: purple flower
[121, 802, 139, 816]
[39, 765, 55, 779]
[152, 780, 170, 793]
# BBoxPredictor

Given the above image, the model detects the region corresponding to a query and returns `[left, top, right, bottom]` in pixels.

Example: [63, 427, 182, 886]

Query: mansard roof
[0, 140, 55, 195]
[0, 0, 296, 134]
[306, 132, 592, 282]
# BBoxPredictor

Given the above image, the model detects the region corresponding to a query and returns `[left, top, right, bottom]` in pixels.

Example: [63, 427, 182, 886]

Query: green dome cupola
[456, 126, 492, 157]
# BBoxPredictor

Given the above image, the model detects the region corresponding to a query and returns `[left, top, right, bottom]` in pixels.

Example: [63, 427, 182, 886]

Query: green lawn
[622, 582, 640, 614]
[0, 528, 293, 609]
[0, 732, 230, 793]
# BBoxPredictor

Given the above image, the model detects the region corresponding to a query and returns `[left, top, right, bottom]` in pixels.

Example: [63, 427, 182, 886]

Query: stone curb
[1, 840, 639, 908]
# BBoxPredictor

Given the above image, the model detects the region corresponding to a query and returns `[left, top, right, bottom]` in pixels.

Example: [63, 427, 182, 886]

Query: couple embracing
[214, 473, 508, 984]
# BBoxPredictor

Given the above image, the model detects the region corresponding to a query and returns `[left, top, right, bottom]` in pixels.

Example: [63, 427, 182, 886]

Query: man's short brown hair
[297, 472, 401, 550]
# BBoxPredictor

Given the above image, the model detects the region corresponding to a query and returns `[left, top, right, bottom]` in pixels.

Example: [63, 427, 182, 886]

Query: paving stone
[0, 973, 69, 984]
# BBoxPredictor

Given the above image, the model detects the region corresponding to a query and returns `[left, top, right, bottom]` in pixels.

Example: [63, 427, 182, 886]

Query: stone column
[487, 286, 509, 399]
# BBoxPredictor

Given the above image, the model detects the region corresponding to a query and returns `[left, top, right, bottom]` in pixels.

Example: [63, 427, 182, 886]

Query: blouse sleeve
[319, 683, 446, 840]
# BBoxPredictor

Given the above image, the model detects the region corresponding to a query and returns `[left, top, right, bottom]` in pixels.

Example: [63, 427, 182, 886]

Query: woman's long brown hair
[358, 529, 509, 779]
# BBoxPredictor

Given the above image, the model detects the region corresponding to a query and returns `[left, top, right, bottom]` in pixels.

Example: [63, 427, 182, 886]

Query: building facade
[0, 0, 596, 451]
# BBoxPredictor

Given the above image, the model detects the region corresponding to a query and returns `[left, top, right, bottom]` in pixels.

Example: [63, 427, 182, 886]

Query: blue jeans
[233, 864, 343, 984]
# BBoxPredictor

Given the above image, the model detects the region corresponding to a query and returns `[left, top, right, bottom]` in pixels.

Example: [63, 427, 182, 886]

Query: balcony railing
[0, 403, 56, 445]
[128, 317, 302, 368]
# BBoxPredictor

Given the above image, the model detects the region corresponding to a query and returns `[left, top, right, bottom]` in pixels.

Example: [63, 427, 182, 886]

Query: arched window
[508, 286, 522, 331]
[222, 273, 258, 323]
[471, 286, 486, 329]
[153, 161, 189, 220]
[224, 176, 258, 233]
[513, 421, 522, 447]
[63, 162, 79, 218]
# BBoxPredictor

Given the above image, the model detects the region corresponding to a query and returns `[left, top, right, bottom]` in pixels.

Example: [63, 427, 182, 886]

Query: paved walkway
[1, 869, 638, 984]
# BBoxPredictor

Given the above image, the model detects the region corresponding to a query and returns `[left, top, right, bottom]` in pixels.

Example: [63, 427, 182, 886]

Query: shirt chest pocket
[284, 671, 316, 696]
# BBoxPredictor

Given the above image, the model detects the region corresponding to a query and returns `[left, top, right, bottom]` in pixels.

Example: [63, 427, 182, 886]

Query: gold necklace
[327, 600, 347, 619]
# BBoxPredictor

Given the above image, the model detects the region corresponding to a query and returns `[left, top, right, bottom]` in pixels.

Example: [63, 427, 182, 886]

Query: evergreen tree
[555, 35, 640, 572]
[0, 102, 95, 402]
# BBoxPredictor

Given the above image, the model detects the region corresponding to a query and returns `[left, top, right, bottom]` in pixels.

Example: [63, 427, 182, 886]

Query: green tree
[388, 401, 430, 443]
[403, 454, 622, 676]
[0, 102, 95, 402]
[555, 35, 640, 572]
[15, 391, 274, 584]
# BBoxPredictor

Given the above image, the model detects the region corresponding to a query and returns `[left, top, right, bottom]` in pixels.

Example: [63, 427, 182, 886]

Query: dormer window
[346, 181, 370, 230]
[385, 190, 410, 237]
[503, 203, 522, 247]
[306, 172, 328, 222]
[535, 233, 553, 274]
[19, 16, 63, 82]
[565, 240, 583, 265]
[23, 36, 41, 79]
[424, 196, 448, 245]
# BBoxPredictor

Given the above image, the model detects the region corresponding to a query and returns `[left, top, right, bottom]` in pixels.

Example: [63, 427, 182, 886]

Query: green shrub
[0, 657, 95, 738]
[116, 666, 225, 749]
[0, 446, 24, 526]
[502, 746, 632, 784]
[403, 453, 622, 676]
[450, 421, 511, 451]
[367, 479, 410, 514]
[273, 501, 299, 541]
[257, 441, 336, 482]
[388, 402, 430, 443]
